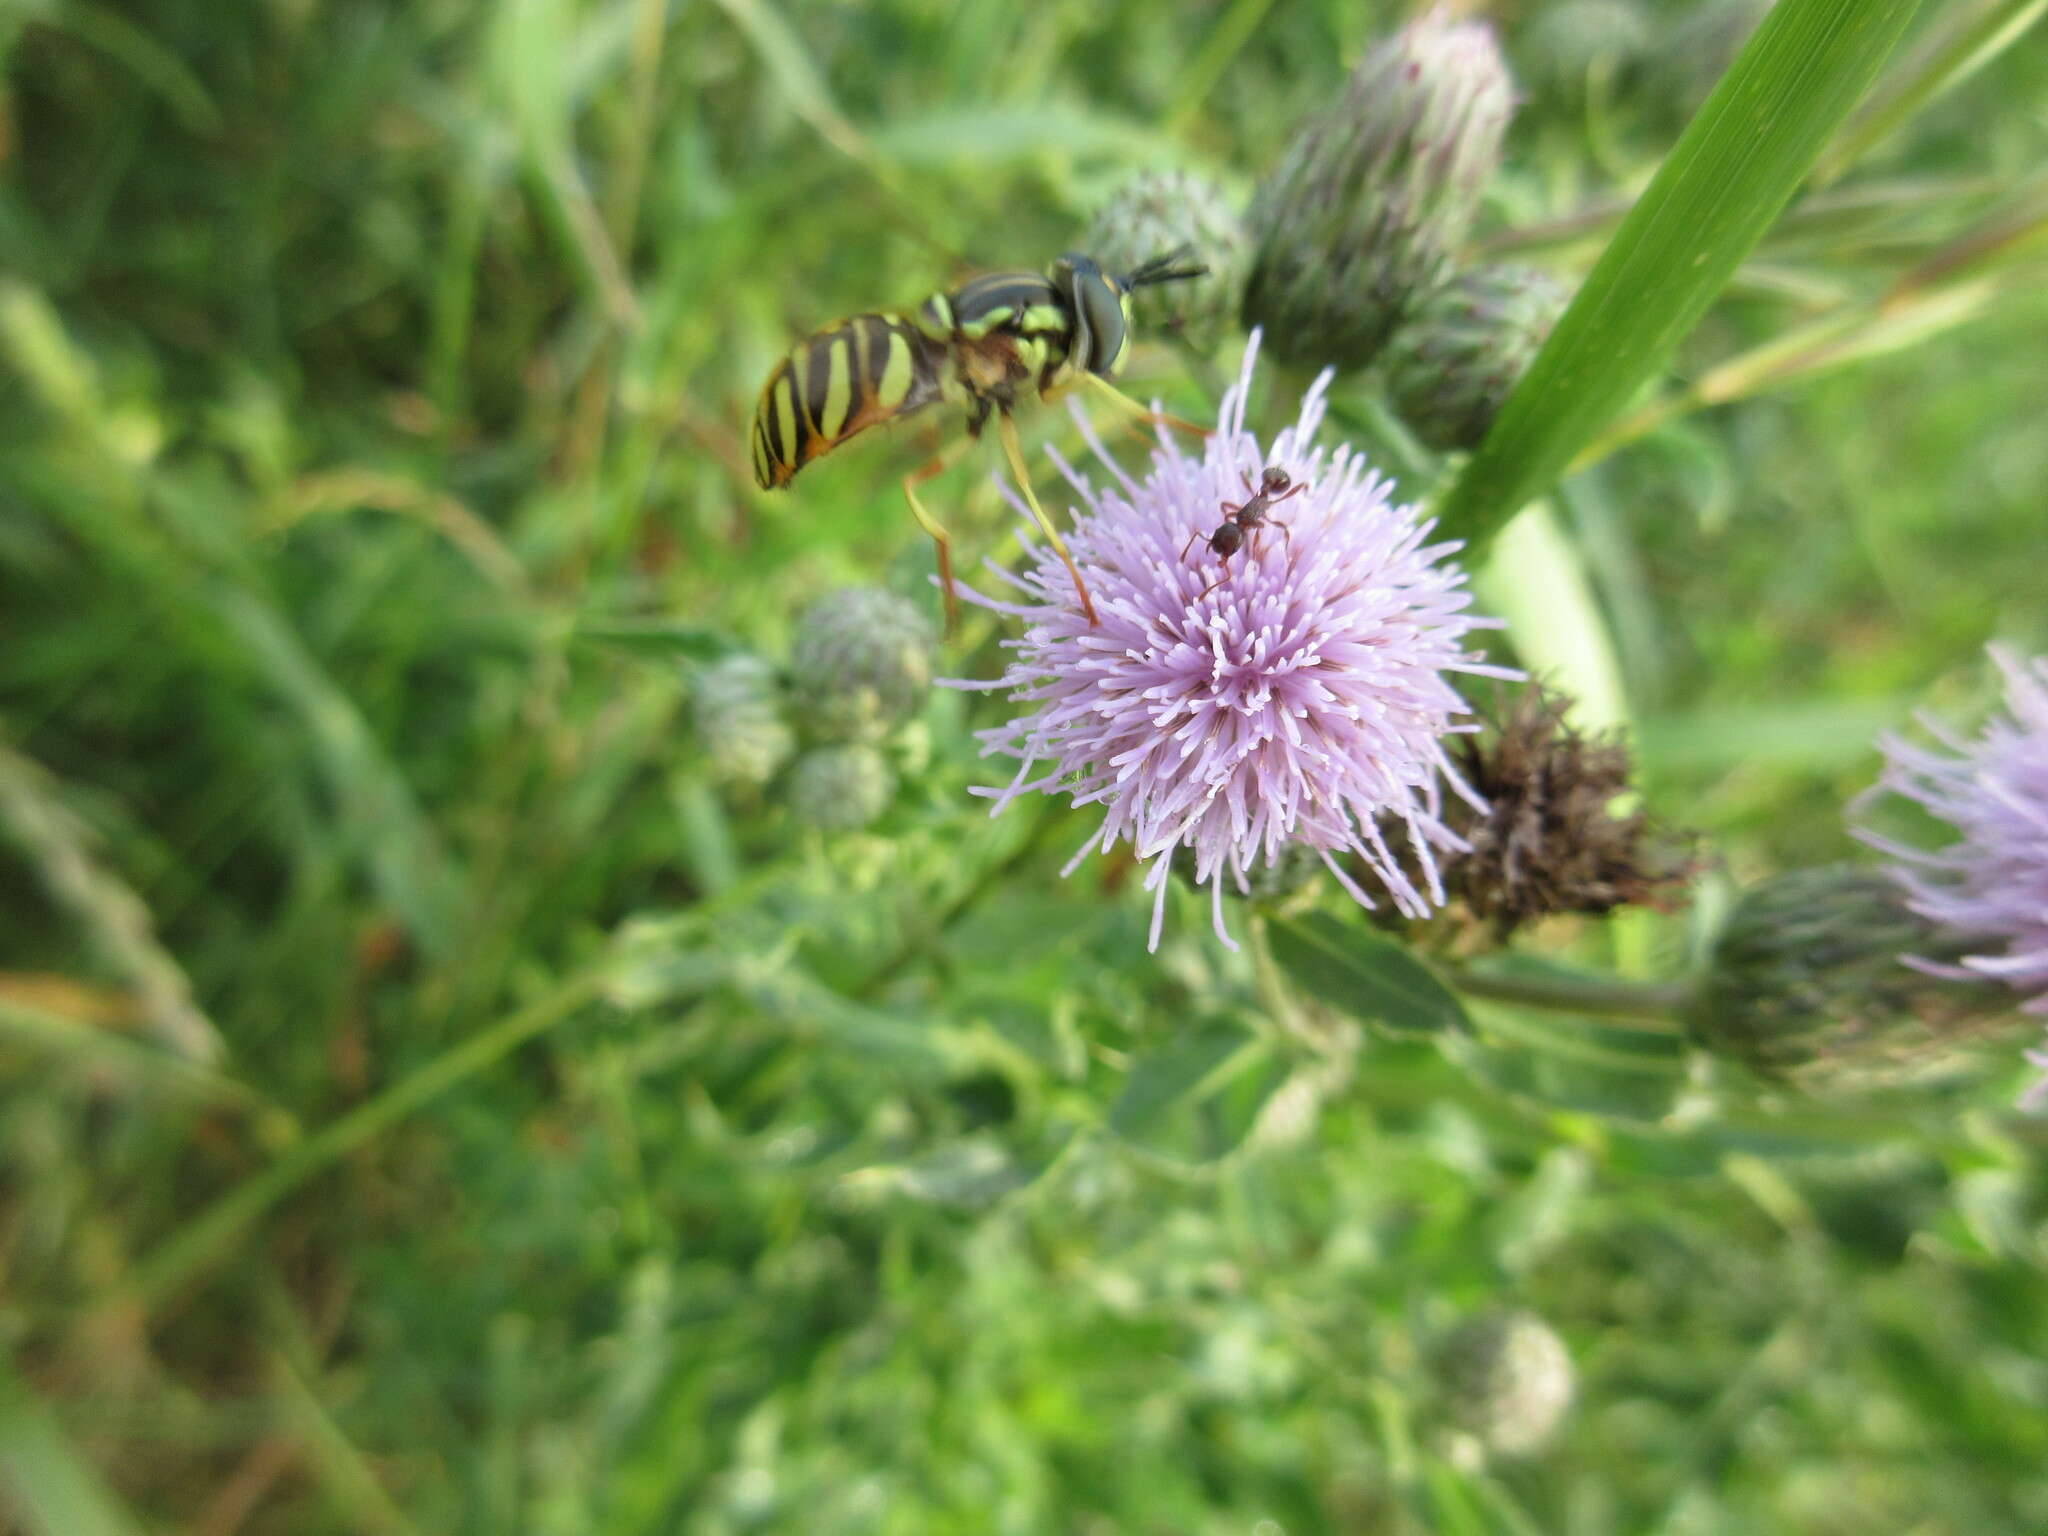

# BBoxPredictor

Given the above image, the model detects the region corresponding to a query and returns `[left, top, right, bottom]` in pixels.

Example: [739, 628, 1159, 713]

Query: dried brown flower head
[1438, 683, 1689, 936]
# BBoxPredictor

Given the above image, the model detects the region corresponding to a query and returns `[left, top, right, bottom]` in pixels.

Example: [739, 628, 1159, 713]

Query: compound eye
[1078, 275, 1129, 377]
[1261, 467, 1291, 494]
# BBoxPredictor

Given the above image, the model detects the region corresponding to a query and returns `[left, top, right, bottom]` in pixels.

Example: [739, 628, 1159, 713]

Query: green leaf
[1109, 1019, 1268, 1152]
[1817, 0, 2048, 185]
[1267, 913, 1470, 1035]
[575, 616, 735, 661]
[1435, 0, 1922, 551]
[1449, 1003, 1687, 1125]
[214, 588, 461, 959]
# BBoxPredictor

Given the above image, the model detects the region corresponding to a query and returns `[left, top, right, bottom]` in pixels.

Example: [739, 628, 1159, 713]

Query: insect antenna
[1125, 245, 1208, 289]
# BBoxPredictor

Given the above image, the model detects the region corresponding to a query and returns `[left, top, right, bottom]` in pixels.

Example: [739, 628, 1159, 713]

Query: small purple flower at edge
[1858, 647, 2048, 1107]
[945, 333, 1515, 951]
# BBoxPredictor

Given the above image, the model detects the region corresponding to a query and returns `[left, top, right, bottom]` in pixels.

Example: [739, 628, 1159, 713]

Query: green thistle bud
[789, 587, 935, 745]
[691, 653, 794, 788]
[1436, 1310, 1574, 1456]
[1244, 13, 1514, 370]
[1173, 838, 1325, 904]
[1384, 264, 1571, 451]
[1690, 866, 2016, 1094]
[1085, 170, 1248, 354]
[787, 744, 896, 832]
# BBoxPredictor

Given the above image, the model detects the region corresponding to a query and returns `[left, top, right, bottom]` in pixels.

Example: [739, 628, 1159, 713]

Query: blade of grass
[0, 994, 273, 1116]
[0, 1355, 149, 1536]
[0, 741, 224, 1062]
[120, 965, 607, 1308]
[1572, 277, 2000, 468]
[1815, 0, 2048, 186]
[45, 0, 222, 137]
[213, 588, 462, 960]
[1434, 0, 1922, 553]
[267, 1352, 423, 1536]
[1166, 0, 1283, 134]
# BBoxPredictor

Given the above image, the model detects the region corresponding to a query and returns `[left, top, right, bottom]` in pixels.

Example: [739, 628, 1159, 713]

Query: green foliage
[1438, 0, 1923, 549]
[3, 0, 2047, 1531]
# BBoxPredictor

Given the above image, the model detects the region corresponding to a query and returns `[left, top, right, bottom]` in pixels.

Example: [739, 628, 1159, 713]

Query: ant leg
[1197, 553, 1236, 600]
[995, 412, 1100, 627]
[1268, 518, 1293, 547]
[902, 441, 973, 635]
[1079, 372, 1208, 439]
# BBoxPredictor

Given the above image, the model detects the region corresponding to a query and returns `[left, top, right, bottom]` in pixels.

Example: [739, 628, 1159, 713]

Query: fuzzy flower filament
[1859, 647, 2048, 1105]
[951, 335, 1511, 950]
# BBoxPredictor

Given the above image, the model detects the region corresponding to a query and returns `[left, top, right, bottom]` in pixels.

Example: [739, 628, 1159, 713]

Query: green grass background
[3, 0, 2047, 1530]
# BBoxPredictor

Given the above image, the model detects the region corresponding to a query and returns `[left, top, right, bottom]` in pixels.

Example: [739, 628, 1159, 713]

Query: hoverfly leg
[995, 412, 1100, 627]
[1079, 372, 1207, 439]
[903, 443, 973, 635]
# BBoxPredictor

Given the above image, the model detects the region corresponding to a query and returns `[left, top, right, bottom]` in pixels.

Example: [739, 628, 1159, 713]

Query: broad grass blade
[1435, 0, 1922, 552]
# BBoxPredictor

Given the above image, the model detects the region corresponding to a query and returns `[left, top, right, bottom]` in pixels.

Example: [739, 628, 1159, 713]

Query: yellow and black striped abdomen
[750, 314, 944, 490]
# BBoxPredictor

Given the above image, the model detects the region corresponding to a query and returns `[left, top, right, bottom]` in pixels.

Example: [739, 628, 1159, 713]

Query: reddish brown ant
[1181, 465, 1306, 597]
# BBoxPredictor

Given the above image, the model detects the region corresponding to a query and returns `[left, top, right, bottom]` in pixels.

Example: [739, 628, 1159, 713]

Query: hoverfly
[749, 248, 1207, 628]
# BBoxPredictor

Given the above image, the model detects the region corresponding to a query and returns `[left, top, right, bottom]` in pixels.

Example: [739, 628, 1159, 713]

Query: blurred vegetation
[3, 0, 2047, 1531]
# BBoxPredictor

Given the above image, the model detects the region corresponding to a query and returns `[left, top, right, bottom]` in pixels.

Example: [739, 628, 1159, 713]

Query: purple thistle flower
[1858, 647, 2048, 1107]
[948, 334, 1512, 951]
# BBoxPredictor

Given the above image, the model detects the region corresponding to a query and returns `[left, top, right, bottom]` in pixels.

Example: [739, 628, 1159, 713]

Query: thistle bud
[1436, 1310, 1574, 1456]
[1084, 170, 1248, 354]
[1384, 264, 1570, 451]
[690, 653, 794, 789]
[787, 744, 895, 832]
[789, 587, 936, 745]
[1436, 685, 1688, 937]
[1244, 13, 1514, 370]
[1689, 866, 2016, 1093]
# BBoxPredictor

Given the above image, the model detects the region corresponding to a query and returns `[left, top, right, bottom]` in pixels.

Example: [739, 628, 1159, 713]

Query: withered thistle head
[1437, 684, 1687, 936]
[1243, 11, 1514, 370]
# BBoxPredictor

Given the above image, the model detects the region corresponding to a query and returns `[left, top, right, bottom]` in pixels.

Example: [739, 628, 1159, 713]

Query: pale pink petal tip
[1859, 648, 2048, 1106]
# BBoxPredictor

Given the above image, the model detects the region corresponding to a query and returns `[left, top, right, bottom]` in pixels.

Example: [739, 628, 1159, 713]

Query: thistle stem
[1443, 964, 1695, 1030]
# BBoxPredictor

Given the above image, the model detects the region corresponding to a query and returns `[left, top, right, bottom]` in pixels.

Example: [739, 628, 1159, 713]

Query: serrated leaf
[1436, 0, 1922, 551]
[1267, 913, 1469, 1035]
